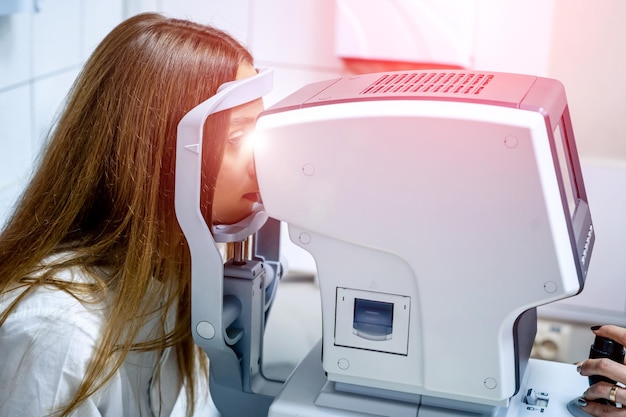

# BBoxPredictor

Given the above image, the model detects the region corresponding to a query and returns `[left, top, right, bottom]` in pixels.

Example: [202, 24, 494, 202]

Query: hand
[577, 397, 626, 417]
[576, 325, 626, 416]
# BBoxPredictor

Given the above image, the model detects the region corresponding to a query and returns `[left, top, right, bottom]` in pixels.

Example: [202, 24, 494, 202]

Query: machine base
[268, 341, 589, 417]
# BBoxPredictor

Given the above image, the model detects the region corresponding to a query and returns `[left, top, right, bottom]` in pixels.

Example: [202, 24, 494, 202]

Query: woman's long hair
[0, 12, 253, 416]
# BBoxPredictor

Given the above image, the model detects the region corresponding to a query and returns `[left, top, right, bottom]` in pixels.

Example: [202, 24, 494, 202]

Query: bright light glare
[249, 130, 266, 153]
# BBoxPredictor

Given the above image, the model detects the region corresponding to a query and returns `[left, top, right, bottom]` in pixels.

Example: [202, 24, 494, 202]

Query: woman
[577, 325, 626, 417]
[0, 12, 263, 416]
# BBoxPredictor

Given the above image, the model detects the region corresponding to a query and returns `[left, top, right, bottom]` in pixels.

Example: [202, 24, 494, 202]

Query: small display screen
[553, 121, 578, 218]
[353, 298, 394, 338]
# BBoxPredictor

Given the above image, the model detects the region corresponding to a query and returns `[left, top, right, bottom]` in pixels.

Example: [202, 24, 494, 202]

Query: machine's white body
[253, 71, 593, 415]
[175, 69, 594, 417]
[267, 342, 589, 417]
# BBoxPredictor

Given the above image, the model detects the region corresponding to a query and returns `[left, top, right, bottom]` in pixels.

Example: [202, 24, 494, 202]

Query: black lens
[588, 336, 625, 386]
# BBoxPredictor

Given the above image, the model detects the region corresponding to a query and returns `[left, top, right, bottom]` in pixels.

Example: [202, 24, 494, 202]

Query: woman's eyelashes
[228, 130, 245, 146]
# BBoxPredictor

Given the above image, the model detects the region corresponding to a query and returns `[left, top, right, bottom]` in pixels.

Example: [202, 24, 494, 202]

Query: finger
[585, 382, 625, 404]
[582, 400, 626, 417]
[593, 326, 626, 353]
[579, 358, 626, 385]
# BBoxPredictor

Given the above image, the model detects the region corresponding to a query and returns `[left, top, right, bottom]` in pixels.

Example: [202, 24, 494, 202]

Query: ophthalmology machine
[175, 68, 596, 417]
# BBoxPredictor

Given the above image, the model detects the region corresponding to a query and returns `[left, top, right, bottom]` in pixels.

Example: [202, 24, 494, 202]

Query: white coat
[0, 266, 220, 417]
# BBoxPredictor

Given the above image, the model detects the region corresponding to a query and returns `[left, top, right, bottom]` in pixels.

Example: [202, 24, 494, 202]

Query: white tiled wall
[0, 10, 32, 208]
[0, 0, 124, 223]
[32, 0, 82, 79]
[0, 84, 31, 220]
[0, 12, 31, 90]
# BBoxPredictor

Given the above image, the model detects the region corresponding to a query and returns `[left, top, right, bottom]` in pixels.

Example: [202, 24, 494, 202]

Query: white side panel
[255, 99, 580, 405]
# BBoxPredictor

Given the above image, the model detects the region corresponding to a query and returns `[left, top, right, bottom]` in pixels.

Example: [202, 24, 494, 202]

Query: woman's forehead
[236, 63, 257, 80]
[231, 98, 264, 123]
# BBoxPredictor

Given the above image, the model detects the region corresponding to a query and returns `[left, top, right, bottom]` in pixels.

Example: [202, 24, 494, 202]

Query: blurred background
[1, 0, 625, 370]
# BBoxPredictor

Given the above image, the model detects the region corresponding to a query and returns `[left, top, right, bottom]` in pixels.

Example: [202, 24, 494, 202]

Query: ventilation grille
[360, 72, 494, 96]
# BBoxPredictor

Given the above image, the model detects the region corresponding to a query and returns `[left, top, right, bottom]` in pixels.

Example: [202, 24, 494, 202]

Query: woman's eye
[228, 131, 245, 146]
